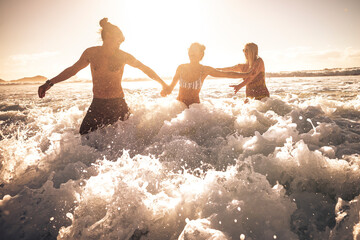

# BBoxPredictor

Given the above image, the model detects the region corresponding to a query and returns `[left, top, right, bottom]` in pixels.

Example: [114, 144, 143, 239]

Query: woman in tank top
[162, 43, 254, 107]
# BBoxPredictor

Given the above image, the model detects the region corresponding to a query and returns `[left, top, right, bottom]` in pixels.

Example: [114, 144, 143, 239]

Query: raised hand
[229, 84, 242, 94]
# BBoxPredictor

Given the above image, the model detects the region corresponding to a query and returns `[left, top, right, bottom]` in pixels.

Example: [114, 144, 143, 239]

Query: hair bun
[99, 18, 109, 28]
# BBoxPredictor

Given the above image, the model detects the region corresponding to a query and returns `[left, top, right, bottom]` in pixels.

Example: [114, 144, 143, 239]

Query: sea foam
[0, 76, 359, 239]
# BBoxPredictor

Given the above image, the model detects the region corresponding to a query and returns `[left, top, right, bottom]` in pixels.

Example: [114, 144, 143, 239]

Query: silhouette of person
[162, 42, 253, 107]
[218, 43, 269, 103]
[38, 18, 169, 135]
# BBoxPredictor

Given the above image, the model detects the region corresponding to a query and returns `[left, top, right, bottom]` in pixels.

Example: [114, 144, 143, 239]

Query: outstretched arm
[216, 64, 246, 72]
[167, 65, 181, 93]
[38, 49, 91, 98]
[204, 66, 252, 78]
[125, 53, 168, 89]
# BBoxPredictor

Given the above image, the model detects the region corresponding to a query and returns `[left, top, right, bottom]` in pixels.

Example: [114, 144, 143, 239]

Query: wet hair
[99, 18, 125, 43]
[244, 43, 258, 67]
[188, 42, 206, 61]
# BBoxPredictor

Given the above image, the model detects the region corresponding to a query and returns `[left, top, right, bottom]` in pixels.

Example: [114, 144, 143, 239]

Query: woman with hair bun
[162, 42, 253, 107]
[218, 43, 270, 103]
[38, 18, 169, 135]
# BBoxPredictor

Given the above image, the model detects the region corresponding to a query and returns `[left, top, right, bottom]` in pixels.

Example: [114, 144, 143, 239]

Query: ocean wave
[0, 79, 360, 239]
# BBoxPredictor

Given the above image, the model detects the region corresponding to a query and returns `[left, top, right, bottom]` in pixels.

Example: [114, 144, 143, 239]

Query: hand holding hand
[160, 85, 172, 97]
[229, 84, 242, 94]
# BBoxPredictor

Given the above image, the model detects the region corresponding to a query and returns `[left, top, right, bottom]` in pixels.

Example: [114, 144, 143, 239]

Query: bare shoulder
[250, 58, 264, 73]
[81, 47, 100, 60]
[119, 50, 136, 62]
[118, 50, 131, 58]
[119, 51, 143, 67]
[258, 58, 265, 70]
[255, 57, 264, 65]
[178, 63, 187, 70]
[202, 65, 215, 74]
[84, 46, 99, 54]
[174, 64, 186, 73]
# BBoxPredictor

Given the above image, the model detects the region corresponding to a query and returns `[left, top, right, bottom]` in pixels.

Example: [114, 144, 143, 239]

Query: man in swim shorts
[38, 18, 169, 135]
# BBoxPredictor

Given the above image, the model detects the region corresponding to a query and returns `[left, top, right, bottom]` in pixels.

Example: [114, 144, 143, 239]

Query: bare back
[179, 64, 207, 84]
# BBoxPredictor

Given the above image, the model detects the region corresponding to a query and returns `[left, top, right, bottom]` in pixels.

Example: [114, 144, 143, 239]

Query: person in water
[161, 42, 254, 107]
[218, 43, 269, 102]
[38, 18, 168, 135]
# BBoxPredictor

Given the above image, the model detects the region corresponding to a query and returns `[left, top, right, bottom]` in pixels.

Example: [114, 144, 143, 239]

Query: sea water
[0, 76, 359, 240]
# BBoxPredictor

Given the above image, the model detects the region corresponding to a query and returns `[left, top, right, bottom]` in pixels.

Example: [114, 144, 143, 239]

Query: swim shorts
[79, 98, 130, 135]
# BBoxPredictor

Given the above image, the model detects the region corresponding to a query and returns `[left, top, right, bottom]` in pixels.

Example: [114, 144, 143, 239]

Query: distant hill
[11, 75, 47, 83]
[267, 67, 360, 78]
[0, 75, 47, 84]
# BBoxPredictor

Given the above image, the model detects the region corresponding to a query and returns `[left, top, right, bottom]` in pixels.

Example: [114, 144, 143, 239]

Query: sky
[0, 0, 359, 80]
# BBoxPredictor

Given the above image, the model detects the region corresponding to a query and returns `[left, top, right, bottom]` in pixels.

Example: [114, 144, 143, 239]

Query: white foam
[0, 77, 359, 239]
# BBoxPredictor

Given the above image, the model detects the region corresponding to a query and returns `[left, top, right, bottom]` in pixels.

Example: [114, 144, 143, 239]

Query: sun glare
[111, 0, 208, 78]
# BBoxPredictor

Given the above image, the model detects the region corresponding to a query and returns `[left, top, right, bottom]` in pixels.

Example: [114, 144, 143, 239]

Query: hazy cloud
[346, 49, 360, 59]
[311, 50, 342, 59]
[264, 47, 360, 60]
[263, 47, 360, 71]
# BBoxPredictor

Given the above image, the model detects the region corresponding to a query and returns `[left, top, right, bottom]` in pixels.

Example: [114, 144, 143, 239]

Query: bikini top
[179, 69, 203, 90]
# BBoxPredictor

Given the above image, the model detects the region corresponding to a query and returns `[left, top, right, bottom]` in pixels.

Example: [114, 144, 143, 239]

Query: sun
[109, 0, 208, 79]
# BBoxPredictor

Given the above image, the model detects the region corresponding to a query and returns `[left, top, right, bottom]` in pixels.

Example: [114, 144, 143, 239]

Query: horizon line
[1, 66, 360, 82]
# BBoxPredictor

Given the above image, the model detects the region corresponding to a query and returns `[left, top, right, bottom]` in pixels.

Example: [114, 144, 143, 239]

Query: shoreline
[1, 67, 359, 85]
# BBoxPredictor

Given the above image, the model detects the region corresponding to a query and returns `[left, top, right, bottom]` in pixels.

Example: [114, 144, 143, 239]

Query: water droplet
[66, 213, 73, 220]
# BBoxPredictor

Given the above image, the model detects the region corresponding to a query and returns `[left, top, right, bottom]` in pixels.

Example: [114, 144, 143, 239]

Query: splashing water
[0, 76, 360, 239]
